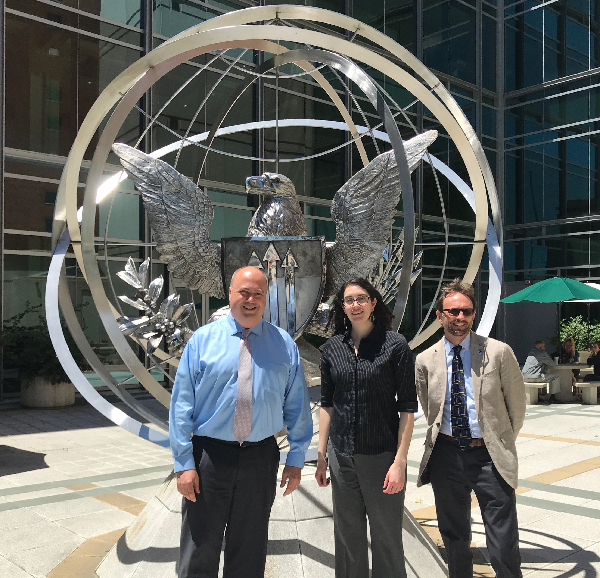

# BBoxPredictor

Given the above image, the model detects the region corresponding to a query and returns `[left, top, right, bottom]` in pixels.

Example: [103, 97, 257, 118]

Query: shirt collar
[342, 324, 385, 346]
[444, 332, 471, 355]
[227, 313, 264, 337]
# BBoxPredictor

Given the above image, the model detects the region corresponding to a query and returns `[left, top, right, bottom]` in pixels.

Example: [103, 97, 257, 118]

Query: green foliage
[1, 302, 89, 384]
[559, 315, 600, 350]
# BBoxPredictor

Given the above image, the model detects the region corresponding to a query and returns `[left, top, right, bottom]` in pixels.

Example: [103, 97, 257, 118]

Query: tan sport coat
[415, 332, 526, 489]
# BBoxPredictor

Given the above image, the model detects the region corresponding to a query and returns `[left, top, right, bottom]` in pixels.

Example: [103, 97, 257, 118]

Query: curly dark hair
[327, 278, 394, 335]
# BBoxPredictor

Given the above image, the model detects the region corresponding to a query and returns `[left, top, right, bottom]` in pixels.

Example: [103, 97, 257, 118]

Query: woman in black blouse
[316, 278, 417, 578]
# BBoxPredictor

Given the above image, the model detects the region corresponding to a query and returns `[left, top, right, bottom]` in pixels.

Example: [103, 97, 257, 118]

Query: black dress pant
[178, 436, 280, 578]
[428, 438, 522, 578]
[328, 448, 407, 578]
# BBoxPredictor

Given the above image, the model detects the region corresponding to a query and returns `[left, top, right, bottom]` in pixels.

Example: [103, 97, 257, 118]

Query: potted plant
[1, 303, 88, 408]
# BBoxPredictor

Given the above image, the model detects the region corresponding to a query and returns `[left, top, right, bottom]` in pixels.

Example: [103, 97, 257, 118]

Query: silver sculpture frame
[47, 5, 502, 445]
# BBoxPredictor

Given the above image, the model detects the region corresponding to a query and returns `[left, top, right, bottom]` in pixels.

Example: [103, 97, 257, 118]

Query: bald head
[228, 266, 267, 328]
[230, 266, 267, 291]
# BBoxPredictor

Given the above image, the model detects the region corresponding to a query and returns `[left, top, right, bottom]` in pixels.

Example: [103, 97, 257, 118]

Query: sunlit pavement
[2, 395, 600, 577]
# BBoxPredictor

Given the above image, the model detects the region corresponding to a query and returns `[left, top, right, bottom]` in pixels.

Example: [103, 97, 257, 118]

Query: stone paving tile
[291, 477, 333, 522]
[521, 539, 600, 577]
[295, 517, 335, 577]
[5, 539, 84, 578]
[552, 469, 600, 496]
[0, 507, 48, 529]
[29, 496, 113, 521]
[0, 519, 81, 556]
[507, 520, 595, 563]
[1, 487, 72, 504]
[523, 508, 600, 542]
[53, 508, 136, 540]
[270, 485, 296, 523]
[266, 521, 304, 578]
[515, 487, 592, 507]
[0, 553, 34, 578]
[405, 483, 437, 511]
[511, 438, 572, 459]
[119, 485, 165, 503]
[518, 444, 600, 478]
[515, 504, 556, 527]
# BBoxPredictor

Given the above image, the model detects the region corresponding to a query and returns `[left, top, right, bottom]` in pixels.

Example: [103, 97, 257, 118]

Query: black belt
[438, 433, 485, 447]
[195, 435, 276, 448]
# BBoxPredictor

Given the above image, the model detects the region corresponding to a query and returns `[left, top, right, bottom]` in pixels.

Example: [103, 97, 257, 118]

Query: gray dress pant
[428, 437, 522, 578]
[328, 447, 407, 578]
[178, 436, 280, 578]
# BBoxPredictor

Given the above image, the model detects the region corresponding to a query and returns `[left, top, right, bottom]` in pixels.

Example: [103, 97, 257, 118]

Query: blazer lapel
[470, 331, 486, 406]
[432, 338, 448, 418]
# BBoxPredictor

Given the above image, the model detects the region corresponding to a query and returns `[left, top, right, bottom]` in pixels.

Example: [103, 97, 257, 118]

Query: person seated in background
[558, 338, 579, 392]
[522, 340, 561, 403]
[583, 341, 600, 382]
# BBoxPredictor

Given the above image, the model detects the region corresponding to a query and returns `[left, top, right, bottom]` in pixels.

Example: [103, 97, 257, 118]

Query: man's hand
[383, 462, 406, 494]
[177, 469, 200, 502]
[280, 465, 301, 496]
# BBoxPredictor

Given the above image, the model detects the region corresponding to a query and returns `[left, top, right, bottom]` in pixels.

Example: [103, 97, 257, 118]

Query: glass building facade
[1, 0, 599, 400]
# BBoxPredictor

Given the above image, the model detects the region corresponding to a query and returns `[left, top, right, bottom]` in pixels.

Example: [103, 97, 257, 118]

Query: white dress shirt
[440, 334, 483, 439]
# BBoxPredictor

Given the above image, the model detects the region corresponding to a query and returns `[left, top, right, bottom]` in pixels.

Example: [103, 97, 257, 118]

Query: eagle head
[245, 172, 296, 199]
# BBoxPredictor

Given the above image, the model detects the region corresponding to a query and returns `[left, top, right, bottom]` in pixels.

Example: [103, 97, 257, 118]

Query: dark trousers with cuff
[178, 436, 280, 578]
[428, 437, 522, 578]
[328, 447, 407, 578]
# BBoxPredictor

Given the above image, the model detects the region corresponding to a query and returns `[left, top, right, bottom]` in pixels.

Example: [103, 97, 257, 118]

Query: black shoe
[549, 394, 562, 404]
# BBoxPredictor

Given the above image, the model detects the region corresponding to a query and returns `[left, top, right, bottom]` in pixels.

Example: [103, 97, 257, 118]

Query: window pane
[423, 0, 476, 85]
[482, 15, 497, 91]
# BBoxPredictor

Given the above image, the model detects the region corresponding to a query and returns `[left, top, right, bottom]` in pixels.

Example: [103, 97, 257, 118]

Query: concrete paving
[1, 395, 600, 577]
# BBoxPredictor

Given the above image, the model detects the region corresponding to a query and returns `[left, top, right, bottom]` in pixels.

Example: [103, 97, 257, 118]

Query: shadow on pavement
[0, 445, 48, 476]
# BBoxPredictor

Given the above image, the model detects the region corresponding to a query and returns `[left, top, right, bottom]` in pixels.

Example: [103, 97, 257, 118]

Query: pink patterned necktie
[233, 328, 253, 443]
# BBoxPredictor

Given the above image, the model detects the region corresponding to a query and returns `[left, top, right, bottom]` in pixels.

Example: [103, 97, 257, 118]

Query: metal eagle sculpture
[112, 130, 437, 317]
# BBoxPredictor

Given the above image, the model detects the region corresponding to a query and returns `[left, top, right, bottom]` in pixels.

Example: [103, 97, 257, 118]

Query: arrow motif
[282, 249, 298, 336]
[263, 243, 280, 326]
[247, 251, 263, 269]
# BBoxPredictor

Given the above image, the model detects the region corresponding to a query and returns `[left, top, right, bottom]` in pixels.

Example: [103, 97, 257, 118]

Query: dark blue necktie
[451, 344, 472, 450]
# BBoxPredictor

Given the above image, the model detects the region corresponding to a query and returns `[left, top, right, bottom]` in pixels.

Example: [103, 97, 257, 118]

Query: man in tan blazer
[416, 279, 526, 578]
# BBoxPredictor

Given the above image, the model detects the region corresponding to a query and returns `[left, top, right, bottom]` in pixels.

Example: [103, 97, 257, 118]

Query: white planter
[20, 377, 75, 408]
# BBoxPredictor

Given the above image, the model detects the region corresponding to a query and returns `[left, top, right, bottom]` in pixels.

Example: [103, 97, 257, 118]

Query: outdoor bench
[576, 382, 599, 405]
[523, 380, 549, 405]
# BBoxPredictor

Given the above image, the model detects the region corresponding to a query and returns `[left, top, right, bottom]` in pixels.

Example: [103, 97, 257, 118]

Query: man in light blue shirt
[170, 266, 312, 578]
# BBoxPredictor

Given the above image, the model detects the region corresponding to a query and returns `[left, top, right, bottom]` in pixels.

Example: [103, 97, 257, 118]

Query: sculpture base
[96, 469, 448, 578]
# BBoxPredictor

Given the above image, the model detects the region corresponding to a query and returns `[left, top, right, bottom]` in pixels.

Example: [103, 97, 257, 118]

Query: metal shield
[221, 236, 326, 339]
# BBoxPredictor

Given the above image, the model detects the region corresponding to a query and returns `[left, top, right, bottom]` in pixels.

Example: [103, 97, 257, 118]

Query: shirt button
[436, 423, 441, 427]
[429, 442, 434, 448]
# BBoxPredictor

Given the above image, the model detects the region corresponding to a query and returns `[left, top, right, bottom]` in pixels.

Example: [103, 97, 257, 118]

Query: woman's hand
[315, 454, 330, 487]
[383, 461, 405, 494]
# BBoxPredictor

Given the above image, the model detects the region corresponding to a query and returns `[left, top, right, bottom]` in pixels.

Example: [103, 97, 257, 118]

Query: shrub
[559, 315, 600, 350]
[1, 302, 89, 384]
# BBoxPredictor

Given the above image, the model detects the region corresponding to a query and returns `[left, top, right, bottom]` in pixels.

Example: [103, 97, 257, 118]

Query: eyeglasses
[343, 295, 371, 306]
[443, 308, 475, 317]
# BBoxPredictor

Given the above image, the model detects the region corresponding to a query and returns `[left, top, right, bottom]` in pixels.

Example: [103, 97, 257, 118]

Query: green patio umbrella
[500, 278, 600, 351]
[500, 277, 600, 304]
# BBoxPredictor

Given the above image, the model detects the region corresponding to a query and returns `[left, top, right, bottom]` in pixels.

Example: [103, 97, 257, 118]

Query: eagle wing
[112, 143, 224, 298]
[324, 130, 437, 299]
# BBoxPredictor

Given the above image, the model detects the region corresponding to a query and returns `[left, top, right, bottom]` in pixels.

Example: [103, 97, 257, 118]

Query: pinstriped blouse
[320, 324, 417, 457]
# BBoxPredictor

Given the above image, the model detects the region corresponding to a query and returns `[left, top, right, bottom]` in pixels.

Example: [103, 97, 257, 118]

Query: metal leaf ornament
[116, 258, 194, 356]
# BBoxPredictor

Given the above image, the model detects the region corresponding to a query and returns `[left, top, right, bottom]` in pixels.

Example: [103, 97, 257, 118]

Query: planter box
[20, 377, 75, 408]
